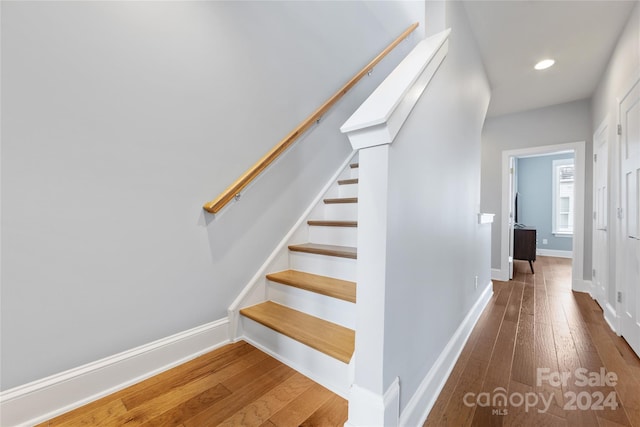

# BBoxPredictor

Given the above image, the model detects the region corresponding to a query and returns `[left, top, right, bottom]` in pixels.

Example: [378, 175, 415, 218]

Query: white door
[593, 121, 609, 308]
[618, 76, 640, 357]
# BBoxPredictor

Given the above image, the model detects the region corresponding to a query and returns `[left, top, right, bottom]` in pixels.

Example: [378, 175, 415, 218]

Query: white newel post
[345, 144, 395, 427]
[340, 29, 451, 427]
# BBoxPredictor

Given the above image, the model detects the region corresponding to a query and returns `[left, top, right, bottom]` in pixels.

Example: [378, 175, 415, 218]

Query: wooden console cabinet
[514, 227, 536, 274]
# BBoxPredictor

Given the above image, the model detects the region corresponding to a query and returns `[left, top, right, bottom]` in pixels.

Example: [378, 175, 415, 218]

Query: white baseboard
[536, 249, 572, 258]
[491, 268, 508, 281]
[604, 303, 618, 335]
[0, 319, 230, 427]
[346, 377, 400, 427]
[399, 283, 493, 427]
[572, 279, 592, 293]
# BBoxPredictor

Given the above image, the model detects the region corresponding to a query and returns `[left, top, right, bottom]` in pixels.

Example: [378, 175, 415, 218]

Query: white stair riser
[308, 225, 358, 247]
[322, 184, 340, 199]
[338, 184, 359, 198]
[289, 251, 357, 282]
[323, 203, 358, 221]
[267, 282, 356, 329]
[350, 167, 359, 179]
[241, 317, 351, 397]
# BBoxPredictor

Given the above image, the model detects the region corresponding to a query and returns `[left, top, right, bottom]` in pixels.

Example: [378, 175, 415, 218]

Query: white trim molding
[500, 142, 586, 292]
[491, 268, 508, 282]
[340, 29, 452, 427]
[341, 29, 450, 148]
[0, 319, 230, 427]
[345, 377, 400, 427]
[399, 283, 493, 426]
[572, 279, 593, 294]
[604, 303, 618, 334]
[536, 249, 573, 258]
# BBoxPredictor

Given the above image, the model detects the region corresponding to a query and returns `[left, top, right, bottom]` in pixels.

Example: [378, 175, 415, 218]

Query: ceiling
[462, 0, 637, 117]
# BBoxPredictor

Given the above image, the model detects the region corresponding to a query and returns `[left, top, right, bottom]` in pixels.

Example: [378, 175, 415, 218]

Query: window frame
[552, 158, 575, 236]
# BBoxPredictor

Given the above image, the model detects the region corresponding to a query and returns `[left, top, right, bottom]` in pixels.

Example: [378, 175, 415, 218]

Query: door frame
[592, 116, 614, 324]
[615, 72, 640, 345]
[499, 141, 586, 291]
[508, 156, 516, 279]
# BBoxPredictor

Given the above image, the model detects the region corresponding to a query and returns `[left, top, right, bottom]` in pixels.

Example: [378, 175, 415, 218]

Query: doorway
[499, 141, 587, 291]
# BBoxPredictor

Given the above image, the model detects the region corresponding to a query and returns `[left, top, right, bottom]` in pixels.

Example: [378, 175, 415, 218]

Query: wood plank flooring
[425, 256, 640, 427]
[37, 255, 639, 426]
[36, 341, 348, 426]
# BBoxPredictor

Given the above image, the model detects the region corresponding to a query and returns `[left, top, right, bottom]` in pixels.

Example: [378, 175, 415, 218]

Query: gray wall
[0, 1, 424, 390]
[516, 153, 574, 252]
[381, 1, 491, 411]
[481, 99, 593, 277]
[591, 3, 639, 309]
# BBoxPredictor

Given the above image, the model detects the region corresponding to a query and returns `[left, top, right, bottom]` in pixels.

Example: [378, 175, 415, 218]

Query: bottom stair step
[240, 301, 354, 363]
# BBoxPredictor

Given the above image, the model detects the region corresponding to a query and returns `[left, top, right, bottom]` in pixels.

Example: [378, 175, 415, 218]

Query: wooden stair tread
[288, 243, 357, 259]
[307, 220, 357, 227]
[324, 197, 358, 204]
[240, 301, 354, 363]
[266, 270, 356, 303]
[350, 163, 359, 168]
[338, 178, 358, 185]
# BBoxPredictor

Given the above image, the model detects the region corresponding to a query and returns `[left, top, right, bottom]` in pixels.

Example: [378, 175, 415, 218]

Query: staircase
[237, 158, 359, 396]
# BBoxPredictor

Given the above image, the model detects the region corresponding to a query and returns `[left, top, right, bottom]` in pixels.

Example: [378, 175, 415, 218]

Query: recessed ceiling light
[534, 59, 555, 70]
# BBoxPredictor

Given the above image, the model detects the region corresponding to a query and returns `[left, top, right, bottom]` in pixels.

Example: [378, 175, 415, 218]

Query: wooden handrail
[203, 22, 419, 214]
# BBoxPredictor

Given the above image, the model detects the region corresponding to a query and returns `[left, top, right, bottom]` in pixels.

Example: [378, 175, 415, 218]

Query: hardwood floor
[36, 341, 347, 426]
[425, 256, 640, 427]
[37, 256, 640, 426]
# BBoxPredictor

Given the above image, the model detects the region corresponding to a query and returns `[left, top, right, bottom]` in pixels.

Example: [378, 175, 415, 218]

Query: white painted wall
[592, 3, 640, 126]
[481, 99, 593, 278]
[590, 3, 639, 315]
[381, 1, 491, 413]
[0, 1, 424, 391]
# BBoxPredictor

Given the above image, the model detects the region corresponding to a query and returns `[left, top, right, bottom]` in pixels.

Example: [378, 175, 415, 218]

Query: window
[552, 158, 574, 235]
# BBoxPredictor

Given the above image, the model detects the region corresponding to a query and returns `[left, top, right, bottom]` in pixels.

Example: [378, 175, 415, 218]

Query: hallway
[425, 256, 640, 426]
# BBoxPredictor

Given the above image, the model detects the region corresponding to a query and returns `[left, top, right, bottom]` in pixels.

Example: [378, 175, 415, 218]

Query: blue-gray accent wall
[516, 152, 574, 252]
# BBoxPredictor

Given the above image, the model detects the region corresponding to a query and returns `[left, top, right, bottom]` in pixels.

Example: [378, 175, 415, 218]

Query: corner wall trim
[572, 279, 593, 294]
[345, 377, 400, 427]
[399, 283, 493, 426]
[0, 318, 230, 427]
[604, 304, 618, 334]
[491, 268, 508, 281]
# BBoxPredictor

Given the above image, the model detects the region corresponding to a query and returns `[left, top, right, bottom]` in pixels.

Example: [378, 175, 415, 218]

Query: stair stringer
[227, 150, 357, 340]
